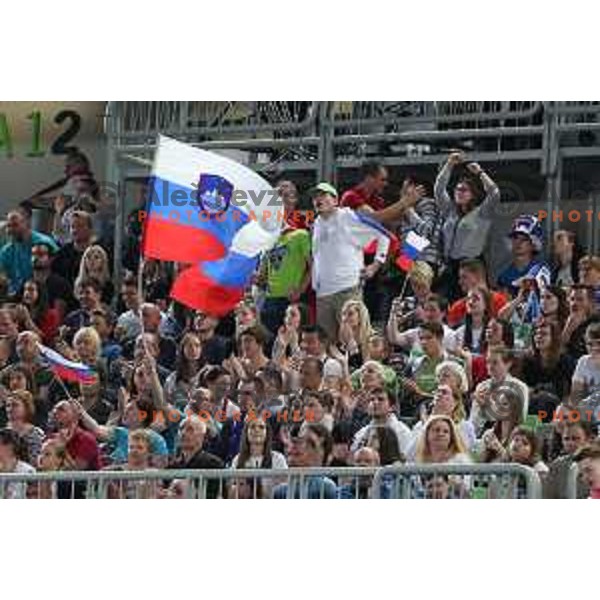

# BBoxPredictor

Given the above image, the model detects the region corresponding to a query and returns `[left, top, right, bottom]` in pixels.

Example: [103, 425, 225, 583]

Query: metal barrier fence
[566, 463, 580, 500]
[0, 464, 542, 499]
[372, 463, 542, 499]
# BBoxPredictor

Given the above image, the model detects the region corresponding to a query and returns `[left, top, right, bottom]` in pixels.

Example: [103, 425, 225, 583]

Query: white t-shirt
[572, 355, 600, 395]
[407, 419, 476, 460]
[312, 208, 390, 297]
[231, 451, 288, 469]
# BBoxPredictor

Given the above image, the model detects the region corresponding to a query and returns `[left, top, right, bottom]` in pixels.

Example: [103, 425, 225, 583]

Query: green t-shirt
[265, 229, 311, 299]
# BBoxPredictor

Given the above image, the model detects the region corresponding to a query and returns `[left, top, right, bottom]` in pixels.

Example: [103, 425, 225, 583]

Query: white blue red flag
[38, 344, 96, 384]
[396, 231, 430, 272]
[142, 136, 282, 315]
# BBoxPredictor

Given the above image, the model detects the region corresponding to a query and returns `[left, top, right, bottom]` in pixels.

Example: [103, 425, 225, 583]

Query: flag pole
[36, 342, 76, 401]
[398, 270, 411, 301]
[137, 257, 149, 355]
[51, 372, 74, 401]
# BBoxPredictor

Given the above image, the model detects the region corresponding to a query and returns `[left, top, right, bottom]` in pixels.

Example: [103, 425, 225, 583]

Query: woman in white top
[414, 415, 472, 465]
[408, 383, 476, 460]
[231, 419, 287, 470]
[413, 415, 472, 498]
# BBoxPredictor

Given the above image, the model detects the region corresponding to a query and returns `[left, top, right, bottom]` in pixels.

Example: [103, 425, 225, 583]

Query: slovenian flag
[142, 136, 281, 316]
[396, 231, 430, 272]
[38, 344, 96, 384]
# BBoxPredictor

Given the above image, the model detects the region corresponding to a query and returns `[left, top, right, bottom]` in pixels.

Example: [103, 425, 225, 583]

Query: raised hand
[401, 183, 426, 208]
[447, 151, 466, 166]
[466, 162, 483, 175]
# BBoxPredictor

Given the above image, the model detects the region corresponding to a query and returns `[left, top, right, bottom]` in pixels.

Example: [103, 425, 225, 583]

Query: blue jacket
[0, 230, 58, 294]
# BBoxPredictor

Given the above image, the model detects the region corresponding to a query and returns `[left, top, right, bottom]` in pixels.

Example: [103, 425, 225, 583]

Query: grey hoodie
[434, 162, 500, 260]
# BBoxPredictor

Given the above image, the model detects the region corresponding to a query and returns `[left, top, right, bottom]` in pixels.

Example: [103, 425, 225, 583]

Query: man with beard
[0, 208, 58, 295]
[31, 241, 76, 317]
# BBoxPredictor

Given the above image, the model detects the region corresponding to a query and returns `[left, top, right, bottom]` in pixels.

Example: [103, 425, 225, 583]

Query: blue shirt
[0, 230, 58, 294]
[497, 259, 550, 297]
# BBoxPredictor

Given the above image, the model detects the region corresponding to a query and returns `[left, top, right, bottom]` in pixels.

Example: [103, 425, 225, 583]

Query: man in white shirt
[351, 386, 412, 456]
[311, 182, 392, 341]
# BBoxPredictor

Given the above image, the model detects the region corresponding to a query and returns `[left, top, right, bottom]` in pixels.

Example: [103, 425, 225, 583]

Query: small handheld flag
[396, 231, 430, 272]
[37, 344, 96, 384]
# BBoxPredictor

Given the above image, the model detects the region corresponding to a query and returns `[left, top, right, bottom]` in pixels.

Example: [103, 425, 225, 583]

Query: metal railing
[0, 464, 543, 499]
[566, 463, 580, 500]
[106, 101, 600, 165]
[107, 101, 320, 145]
[372, 463, 543, 499]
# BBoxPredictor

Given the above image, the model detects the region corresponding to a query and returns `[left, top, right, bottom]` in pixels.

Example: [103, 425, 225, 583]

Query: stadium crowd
[1, 149, 600, 499]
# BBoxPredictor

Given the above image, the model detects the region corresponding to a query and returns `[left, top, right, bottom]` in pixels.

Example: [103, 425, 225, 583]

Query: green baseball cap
[309, 182, 338, 198]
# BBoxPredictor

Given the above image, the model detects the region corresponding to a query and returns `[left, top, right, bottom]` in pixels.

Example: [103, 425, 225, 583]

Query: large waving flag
[142, 136, 281, 315]
[38, 344, 96, 384]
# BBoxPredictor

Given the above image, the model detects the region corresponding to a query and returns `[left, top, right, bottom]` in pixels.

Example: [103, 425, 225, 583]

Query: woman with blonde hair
[75, 244, 114, 304]
[414, 414, 471, 464]
[407, 382, 476, 460]
[33, 438, 72, 499]
[338, 299, 373, 368]
[73, 326, 102, 365]
[408, 261, 435, 305]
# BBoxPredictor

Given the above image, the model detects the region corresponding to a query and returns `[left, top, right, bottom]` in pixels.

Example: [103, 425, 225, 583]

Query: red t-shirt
[447, 291, 509, 328]
[66, 428, 101, 470]
[340, 186, 386, 212]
